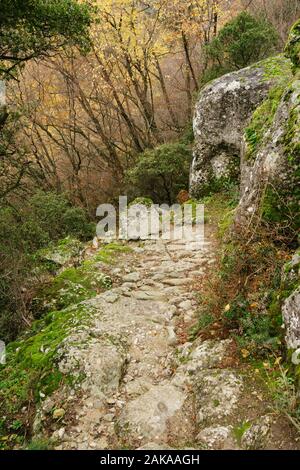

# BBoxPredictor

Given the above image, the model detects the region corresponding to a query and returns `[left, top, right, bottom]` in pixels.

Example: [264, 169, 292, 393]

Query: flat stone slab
[196, 426, 237, 450]
[195, 369, 243, 424]
[118, 384, 190, 444]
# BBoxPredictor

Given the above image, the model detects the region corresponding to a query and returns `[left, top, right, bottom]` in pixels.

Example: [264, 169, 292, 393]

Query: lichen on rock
[285, 19, 300, 73]
[235, 72, 299, 236]
[190, 55, 291, 198]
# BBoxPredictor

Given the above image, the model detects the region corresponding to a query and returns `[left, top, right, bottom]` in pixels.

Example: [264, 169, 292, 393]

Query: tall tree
[0, 0, 92, 79]
[0, 0, 92, 199]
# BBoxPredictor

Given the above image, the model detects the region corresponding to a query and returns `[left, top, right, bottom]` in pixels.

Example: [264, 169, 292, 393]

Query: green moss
[33, 243, 131, 314]
[218, 208, 236, 238]
[0, 241, 132, 448]
[26, 438, 53, 450]
[261, 54, 292, 82]
[0, 303, 93, 447]
[285, 20, 300, 73]
[261, 79, 300, 235]
[93, 243, 132, 264]
[233, 421, 251, 445]
[245, 54, 293, 161]
[284, 249, 300, 275]
[245, 85, 287, 160]
[129, 197, 153, 208]
[35, 236, 84, 269]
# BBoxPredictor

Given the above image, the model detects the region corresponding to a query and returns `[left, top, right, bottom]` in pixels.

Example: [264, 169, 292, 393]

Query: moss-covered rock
[129, 197, 154, 208]
[235, 55, 299, 239]
[190, 55, 291, 198]
[33, 243, 131, 314]
[285, 19, 300, 73]
[259, 78, 300, 235]
[244, 84, 289, 161]
[0, 303, 93, 448]
[0, 241, 131, 448]
[37, 237, 84, 269]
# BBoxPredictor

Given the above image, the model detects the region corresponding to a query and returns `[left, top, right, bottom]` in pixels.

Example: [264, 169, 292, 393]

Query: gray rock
[38, 237, 83, 267]
[283, 287, 300, 349]
[167, 326, 177, 346]
[118, 384, 190, 444]
[101, 291, 120, 303]
[162, 278, 190, 286]
[179, 300, 192, 311]
[133, 290, 167, 301]
[241, 416, 273, 450]
[52, 428, 65, 441]
[196, 426, 237, 450]
[190, 60, 280, 198]
[188, 339, 233, 373]
[137, 442, 174, 450]
[195, 369, 243, 424]
[123, 272, 141, 283]
[234, 63, 298, 229]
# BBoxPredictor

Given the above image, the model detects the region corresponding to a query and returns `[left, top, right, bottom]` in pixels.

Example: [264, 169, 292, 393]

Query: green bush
[129, 197, 154, 208]
[0, 191, 94, 341]
[285, 19, 300, 72]
[202, 12, 279, 84]
[126, 142, 192, 204]
[26, 191, 94, 244]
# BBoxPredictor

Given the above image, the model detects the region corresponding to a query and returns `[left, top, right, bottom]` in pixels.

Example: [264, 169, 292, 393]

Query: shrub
[129, 197, 154, 208]
[0, 191, 94, 341]
[285, 19, 300, 72]
[202, 12, 279, 84]
[126, 142, 192, 204]
[26, 191, 94, 243]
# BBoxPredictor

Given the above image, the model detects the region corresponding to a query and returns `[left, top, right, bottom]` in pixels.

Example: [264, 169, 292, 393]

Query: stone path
[38, 231, 299, 450]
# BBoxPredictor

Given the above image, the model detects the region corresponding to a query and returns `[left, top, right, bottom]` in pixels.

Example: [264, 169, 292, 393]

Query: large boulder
[190, 56, 291, 198]
[234, 30, 299, 233]
[234, 77, 299, 230]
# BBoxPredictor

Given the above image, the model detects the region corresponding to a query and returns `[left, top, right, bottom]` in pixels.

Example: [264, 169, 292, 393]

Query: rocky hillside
[190, 55, 292, 198]
[190, 20, 300, 377]
[0, 21, 299, 452]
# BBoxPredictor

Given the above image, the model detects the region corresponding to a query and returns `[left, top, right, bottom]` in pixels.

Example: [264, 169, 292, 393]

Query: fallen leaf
[241, 349, 250, 358]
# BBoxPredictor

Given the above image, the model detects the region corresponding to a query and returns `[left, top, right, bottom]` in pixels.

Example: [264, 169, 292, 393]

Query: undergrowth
[0, 241, 131, 449]
[192, 186, 299, 431]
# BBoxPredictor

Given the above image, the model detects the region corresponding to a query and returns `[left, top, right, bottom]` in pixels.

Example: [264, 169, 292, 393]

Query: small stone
[53, 408, 65, 420]
[162, 278, 190, 286]
[92, 237, 99, 249]
[102, 291, 120, 303]
[123, 272, 141, 282]
[179, 300, 192, 311]
[167, 326, 177, 346]
[57, 428, 65, 439]
[103, 413, 115, 422]
[94, 400, 104, 410]
[42, 397, 55, 414]
[106, 398, 116, 406]
[196, 426, 236, 450]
